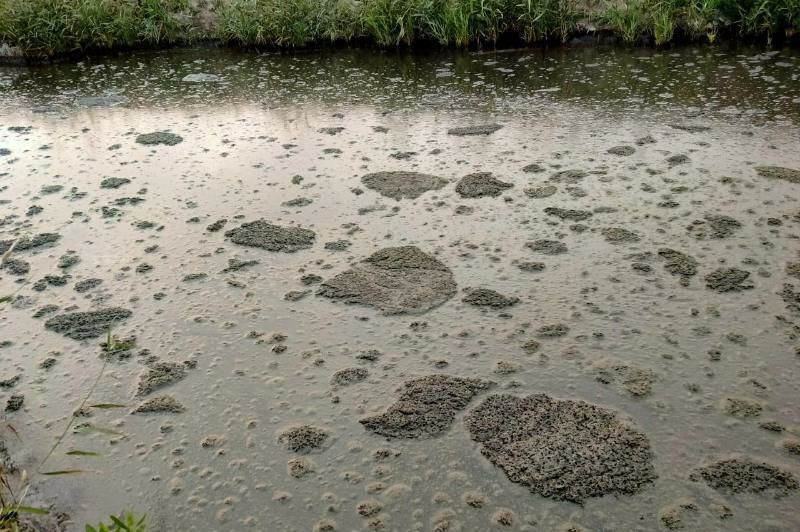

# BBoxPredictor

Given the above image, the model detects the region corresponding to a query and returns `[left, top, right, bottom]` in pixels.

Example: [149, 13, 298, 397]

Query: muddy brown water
[1, 45, 800, 531]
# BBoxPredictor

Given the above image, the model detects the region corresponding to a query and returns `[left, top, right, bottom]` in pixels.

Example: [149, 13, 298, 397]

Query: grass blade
[65, 450, 100, 457]
[88, 403, 127, 409]
[41, 469, 88, 476]
[14, 505, 50, 515]
[74, 425, 124, 436]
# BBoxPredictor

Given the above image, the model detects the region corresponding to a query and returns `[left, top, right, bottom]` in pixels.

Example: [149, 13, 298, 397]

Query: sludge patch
[690, 458, 798, 497]
[465, 393, 656, 503]
[360, 375, 494, 439]
[44, 308, 132, 340]
[447, 124, 502, 136]
[755, 166, 800, 184]
[318, 246, 456, 315]
[455, 172, 513, 198]
[361, 171, 447, 200]
[225, 219, 316, 252]
[278, 425, 330, 454]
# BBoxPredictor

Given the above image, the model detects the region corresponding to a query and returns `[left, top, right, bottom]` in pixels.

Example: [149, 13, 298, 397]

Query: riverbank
[0, 0, 798, 62]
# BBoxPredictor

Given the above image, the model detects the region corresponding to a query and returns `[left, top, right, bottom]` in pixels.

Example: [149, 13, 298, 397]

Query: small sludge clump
[136, 362, 187, 396]
[0, 232, 61, 254]
[318, 246, 457, 315]
[44, 308, 132, 340]
[447, 124, 502, 136]
[464, 393, 656, 502]
[225, 219, 316, 252]
[705, 268, 754, 292]
[544, 207, 592, 221]
[526, 240, 567, 255]
[690, 458, 798, 497]
[601, 227, 640, 244]
[135, 131, 183, 146]
[278, 425, 330, 454]
[131, 395, 185, 414]
[686, 214, 742, 240]
[593, 362, 656, 397]
[361, 171, 448, 200]
[360, 375, 494, 438]
[658, 248, 698, 285]
[462, 288, 519, 308]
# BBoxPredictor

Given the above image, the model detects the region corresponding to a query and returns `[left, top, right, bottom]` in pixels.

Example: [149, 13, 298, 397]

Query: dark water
[0, 45, 799, 531]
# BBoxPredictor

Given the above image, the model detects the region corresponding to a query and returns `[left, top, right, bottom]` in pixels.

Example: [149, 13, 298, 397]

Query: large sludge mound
[318, 246, 457, 315]
[465, 393, 657, 503]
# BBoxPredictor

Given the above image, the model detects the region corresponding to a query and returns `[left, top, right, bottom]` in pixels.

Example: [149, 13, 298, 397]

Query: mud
[43, 308, 132, 340]
[447, 124, 502, 136]
[360, 375, 493, 438]
[465, 394, 656, 502]
[705, 268, 754, 292]
[462, 288, 519, 308]
[361, 171, 448, 200]
[225, 220, 316, 252]
[318, 246, 457, 315]
[690, 458, 798, 496]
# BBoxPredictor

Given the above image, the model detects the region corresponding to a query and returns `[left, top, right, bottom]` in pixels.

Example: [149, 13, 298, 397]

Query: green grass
[85, 511, 146, 532]
[0, 0, 799, 58]
[0, 0, 189, 57]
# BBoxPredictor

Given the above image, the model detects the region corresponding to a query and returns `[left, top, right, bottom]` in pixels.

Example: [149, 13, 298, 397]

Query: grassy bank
[0, 0, 798, 59]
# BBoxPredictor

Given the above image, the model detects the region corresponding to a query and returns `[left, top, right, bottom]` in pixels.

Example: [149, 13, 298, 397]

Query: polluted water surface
[0, 45, 799, 531]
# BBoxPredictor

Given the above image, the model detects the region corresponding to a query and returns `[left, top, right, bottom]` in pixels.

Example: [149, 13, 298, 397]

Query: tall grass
[0, 0, 189, 57]
[1, 0, 799, 57]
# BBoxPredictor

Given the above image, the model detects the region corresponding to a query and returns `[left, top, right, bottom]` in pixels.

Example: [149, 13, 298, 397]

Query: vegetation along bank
[0, 0, 798, 60]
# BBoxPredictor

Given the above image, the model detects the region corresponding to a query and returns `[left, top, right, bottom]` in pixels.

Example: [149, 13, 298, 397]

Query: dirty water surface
[0, 45, 800, 531]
